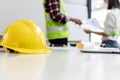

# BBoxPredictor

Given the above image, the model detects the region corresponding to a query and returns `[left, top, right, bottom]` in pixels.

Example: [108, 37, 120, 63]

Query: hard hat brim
[0, 42, 51, 54]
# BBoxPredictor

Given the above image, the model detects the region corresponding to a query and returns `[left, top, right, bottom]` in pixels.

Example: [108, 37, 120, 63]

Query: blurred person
[84, 0, 120, 48]
[43, 0, 82, 46]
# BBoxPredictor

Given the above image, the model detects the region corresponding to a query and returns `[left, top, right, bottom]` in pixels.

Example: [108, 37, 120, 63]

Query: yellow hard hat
[0, 20, 51, 54]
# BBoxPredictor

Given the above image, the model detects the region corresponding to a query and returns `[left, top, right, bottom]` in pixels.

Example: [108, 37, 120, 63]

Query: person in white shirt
[84, 0, 120, 48]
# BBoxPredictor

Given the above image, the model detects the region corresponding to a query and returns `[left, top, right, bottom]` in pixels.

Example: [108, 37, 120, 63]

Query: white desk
[0, 47, 120, 80]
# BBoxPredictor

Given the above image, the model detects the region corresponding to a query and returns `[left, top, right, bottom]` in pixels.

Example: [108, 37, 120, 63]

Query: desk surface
[0, 47, 120, 80]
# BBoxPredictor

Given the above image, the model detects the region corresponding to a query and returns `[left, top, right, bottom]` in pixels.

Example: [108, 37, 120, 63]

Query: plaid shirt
[44, 0, 67, 24]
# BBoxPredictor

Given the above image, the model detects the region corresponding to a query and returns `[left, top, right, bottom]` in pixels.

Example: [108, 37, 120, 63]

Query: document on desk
[81, 18, 103, 31]
[80, 47, 120, 54]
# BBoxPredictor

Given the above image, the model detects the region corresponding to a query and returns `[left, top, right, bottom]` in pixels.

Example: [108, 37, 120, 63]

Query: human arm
[45, 0, 82, 25]
[45, 0, 66, 23]
[70, 18, 82, 25]
[84, 29, 108, 37]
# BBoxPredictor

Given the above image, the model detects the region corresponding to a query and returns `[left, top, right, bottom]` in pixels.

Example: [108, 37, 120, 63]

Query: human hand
[84, 29, 92, 33]
[70, 18, 82, 25]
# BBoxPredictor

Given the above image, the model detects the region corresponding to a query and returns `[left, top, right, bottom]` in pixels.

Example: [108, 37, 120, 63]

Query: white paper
[81, 18, 103, 31]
